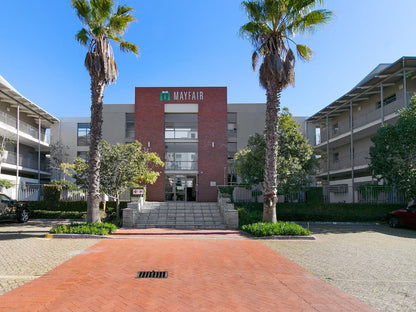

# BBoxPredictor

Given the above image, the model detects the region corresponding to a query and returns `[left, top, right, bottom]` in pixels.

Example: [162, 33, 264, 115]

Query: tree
[240, 0, 332, 222]
[234, 108, 316, 194]
[369, 95, 416, 200]
[0, 136, 14, 176]
[49, 141, 70, 180]
[72, 0, 138, 223]
[72, 141, 164, 216]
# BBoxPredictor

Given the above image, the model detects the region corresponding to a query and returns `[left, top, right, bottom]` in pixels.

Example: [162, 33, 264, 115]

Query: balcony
[316, 91, 414, 145]
[0, 111, 49, 144]
[316, 151, 370, 175]
[2, 151, 49, 172]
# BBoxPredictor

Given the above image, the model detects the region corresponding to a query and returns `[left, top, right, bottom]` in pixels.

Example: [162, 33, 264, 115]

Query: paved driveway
[0, 220, 99, 295]
[263, 223, 416, 312]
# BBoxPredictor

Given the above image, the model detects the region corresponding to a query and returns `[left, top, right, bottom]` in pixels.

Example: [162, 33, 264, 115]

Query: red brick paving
[0, 229, 377, 312]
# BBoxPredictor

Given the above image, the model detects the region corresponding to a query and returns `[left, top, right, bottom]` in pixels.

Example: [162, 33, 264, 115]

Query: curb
[251, 235, 316, 240]
[45, 234, 114, 239]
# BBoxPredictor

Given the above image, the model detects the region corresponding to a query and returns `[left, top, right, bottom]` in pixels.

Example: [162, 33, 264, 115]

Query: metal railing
[0, 111, 48, 143]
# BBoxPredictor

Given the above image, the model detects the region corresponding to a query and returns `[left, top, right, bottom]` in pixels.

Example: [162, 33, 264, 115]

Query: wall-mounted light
[211, 142, 215, 148]
[148, 141, 151, 148]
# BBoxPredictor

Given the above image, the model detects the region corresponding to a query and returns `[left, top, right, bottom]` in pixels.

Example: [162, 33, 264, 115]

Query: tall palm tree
[240, 0, 332, 222]
[72, 0, 138, 223]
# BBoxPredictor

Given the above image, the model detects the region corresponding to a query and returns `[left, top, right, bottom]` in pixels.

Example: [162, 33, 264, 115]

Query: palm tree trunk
[263, 87, 281, 223]
[87, 78, 105, 223]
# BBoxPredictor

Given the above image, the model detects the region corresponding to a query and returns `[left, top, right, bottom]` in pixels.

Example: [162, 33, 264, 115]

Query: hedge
[236, 202, 406, 226]
[27, 200, 128, 219]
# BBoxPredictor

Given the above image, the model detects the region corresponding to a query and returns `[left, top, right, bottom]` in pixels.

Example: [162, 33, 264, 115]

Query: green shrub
[43, 185, 62, 202]
[31, 210, 85, 219]
[241, 222, 311, 237]
[235, 202, 405, 226]
[49, 222, 118, 235]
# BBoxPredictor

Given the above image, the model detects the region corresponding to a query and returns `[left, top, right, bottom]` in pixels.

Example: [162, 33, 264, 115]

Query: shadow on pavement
[298, 222, 416, 239]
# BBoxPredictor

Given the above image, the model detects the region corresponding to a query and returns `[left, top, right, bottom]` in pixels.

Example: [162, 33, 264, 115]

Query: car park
[0, 193, 30, 223]
[387, 202, 416, 228]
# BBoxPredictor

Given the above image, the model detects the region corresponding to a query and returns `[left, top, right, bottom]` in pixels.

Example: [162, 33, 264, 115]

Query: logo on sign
[132, 189, 144, 196]
[160, 91, 170, 101]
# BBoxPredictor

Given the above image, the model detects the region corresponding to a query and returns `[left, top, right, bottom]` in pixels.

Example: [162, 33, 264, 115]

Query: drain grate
[136, 271, 168, 279]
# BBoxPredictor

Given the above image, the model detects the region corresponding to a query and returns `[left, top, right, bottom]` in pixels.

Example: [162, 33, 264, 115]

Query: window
[165, 143, 198, 170]
[165, 114, 198, 140]
[332, 123, 339, 135]
[315, 127, 321, 145]
[227, 142, 237, 159]
[125, 113, 135, 139]
[227, 113, 237, 138]
[77, 123, 90, 146]
[333, 152, 339, 162]
[376, 94, 396, 109]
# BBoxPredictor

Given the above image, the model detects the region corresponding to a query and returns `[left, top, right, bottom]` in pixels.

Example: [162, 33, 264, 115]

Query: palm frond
[75, 28, 90, 46]
[90, 0, 113, 26]
[296, 44, 312, 61]
[119, 41, 139, 55]
[109, 12, 136, 35]
[71, 0, 91, 25]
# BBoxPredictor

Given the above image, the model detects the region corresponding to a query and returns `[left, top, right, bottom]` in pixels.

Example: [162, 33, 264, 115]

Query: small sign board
[132, 188, 144, 196]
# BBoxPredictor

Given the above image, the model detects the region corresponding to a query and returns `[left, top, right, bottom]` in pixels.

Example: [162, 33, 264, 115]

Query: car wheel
[18, 209, 30, 223]
[388, 217, 400, 228]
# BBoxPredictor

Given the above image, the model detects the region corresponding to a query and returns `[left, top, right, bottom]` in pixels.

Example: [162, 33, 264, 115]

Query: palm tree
[72, 0, 138, 223]
[240, 0, 332, 222]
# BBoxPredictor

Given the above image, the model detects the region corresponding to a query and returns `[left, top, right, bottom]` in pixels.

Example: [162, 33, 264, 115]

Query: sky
[0, 0, 415, 119]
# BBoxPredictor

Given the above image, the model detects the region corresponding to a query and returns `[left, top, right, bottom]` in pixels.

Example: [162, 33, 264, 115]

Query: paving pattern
[0, 230, 375, 312]
[263, 223, 416, 312]
[0, 221, 99, 295]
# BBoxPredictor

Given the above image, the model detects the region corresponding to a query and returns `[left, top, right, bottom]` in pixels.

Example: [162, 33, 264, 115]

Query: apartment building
[52, 87, 273, 202]
[307, 56, 416, 203]
[0, 75, 58, 199]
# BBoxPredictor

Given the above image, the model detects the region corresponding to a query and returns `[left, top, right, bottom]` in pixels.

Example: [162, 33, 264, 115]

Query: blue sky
[0, 0, 415, 118]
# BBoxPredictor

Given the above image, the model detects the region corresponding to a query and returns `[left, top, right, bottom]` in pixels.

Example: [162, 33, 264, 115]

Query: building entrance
[164, 174, 197, 201]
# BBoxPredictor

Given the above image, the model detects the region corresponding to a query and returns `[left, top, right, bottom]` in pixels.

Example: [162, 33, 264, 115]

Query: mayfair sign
[160, 90, 204, 102]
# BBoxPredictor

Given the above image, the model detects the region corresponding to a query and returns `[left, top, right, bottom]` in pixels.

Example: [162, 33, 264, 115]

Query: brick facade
[135, 87, 227, 202]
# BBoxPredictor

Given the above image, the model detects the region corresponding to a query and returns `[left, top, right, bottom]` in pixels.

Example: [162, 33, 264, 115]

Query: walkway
[0, 229, 376, 312]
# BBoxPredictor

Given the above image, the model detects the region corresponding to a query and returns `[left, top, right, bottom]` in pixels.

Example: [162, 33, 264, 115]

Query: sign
[160, 90, 204, 102]
[132, 189, 144, 196]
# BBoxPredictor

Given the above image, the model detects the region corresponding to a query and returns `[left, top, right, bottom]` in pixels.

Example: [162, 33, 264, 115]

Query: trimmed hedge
[241, 222, 311, 237]
[49, 222, 118, 235]
[27, 200, 128, 219]
[30, 210, 85, 219]
[236, 202, 406, 226]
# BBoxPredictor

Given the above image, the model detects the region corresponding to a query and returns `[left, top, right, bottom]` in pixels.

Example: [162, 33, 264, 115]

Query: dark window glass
[77, 123, 90, 146]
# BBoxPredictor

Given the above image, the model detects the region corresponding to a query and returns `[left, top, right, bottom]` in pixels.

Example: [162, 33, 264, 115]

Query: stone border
[251, 235, 316, 240]
[45, 234, 114, 239]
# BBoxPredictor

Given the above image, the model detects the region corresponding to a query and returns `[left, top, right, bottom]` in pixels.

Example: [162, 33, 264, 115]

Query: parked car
[0, 193, 30, 223]
[387, 202, 416, 228]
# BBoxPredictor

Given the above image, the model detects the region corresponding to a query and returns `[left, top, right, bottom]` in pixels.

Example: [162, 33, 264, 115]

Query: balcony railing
[0, 111, 48, 143]
[316, 91, 414, 144]
[2, 151, 49, 171]
[316, 151, 370, 174]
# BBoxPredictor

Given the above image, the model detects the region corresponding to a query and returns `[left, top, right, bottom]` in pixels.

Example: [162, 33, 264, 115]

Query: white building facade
[307, 56, 416, 203]
[0, 75, 58, 199]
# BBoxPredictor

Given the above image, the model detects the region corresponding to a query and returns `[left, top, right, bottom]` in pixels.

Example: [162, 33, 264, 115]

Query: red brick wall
[135, 88, 165, 202]
[135, 87, 227, 202]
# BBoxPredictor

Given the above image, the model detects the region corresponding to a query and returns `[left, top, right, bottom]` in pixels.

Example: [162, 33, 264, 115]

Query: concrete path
[0, 229, 376, 312]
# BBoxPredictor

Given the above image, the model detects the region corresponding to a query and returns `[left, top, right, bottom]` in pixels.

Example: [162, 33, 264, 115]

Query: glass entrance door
[165, 174, 197, 201]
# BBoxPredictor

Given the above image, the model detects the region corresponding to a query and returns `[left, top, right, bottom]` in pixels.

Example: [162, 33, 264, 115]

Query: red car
[387, 202, 416, 228]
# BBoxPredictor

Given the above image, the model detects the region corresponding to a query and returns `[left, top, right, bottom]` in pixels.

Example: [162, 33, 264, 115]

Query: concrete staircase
[134, 202, 226, 229]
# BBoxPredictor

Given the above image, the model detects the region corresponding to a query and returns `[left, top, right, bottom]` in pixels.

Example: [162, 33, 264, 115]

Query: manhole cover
[136, 271, 168, 279]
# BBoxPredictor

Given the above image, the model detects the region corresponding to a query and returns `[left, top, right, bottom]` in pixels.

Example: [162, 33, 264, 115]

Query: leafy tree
[49, 141, 70, 180]
[234, 108, 316, 194]
[240, 0, 332, 222]
[369, 95, 416, 200]
[72, 0, 139, 223]
[72, 141, 164, 215]
[0, 179, 14, 190]
[0, 136, 14, 176]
